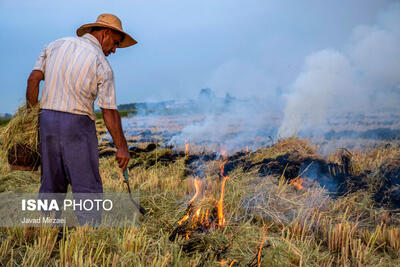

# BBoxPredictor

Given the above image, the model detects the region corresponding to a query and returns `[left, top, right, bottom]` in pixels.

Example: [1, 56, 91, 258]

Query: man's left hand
[116, 146, 130, 171]
[101, 108, 130, 171]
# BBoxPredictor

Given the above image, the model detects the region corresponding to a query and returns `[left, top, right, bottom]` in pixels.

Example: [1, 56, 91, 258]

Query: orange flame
[246, 145, 249, 153]
[188, 178, 201, 204]
[220, 159, 228, 177]
[257, 225, 269, 267]
[218, 175, 229, 227]
[229, 259, 238, 267]
[290, 177, 303, 190]
[221, 148, 227, 160]
[194, 207, 201, 220]
[220, 149, 228, 177]
[185, 141, 189, 156]
[178, 178, 201, 225]
[175, 151, 231, 237]
[257, 236, 265, 266]
[221, 259, 238, 267]
[178, 214, 189, 225]
[218, 150, 230, 227]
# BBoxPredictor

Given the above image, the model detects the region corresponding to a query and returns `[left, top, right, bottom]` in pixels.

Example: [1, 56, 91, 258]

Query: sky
[0, 0, 397, 114]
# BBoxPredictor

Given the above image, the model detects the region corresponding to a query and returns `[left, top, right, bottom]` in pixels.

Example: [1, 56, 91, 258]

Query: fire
[246, 145, 249, 153]
[218, 175, 229, 227]
[220, 148, 228, 178]
[185, 140, 189, 156]
[221, 148, 227, 158]
[257, 235, 265, 266]
[218, 150, 230, 227]
[290, 177, 303, 190]
[220, 159, 228, 177]
[178, 178, 201, 226]
[189, 178, 201, 204]
[221, 259, 238, 267]
[257, 225, 269, 267]
[170, 151, 231, 240]
[178, 214, 189, 225]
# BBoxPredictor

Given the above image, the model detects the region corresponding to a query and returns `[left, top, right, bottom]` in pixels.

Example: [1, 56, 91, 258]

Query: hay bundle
[0, 104, 40, 171]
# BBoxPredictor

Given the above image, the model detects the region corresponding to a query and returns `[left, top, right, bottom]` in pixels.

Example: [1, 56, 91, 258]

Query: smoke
[169, 4, 400, 152]
[115, 3, 400, 154]
[278, 4, 400, 138]
[278, 49, 360, 137]
[169, 97, 279, 153]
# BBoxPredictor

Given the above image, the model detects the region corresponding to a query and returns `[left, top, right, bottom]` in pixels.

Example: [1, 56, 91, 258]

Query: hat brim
[76, 22, 137, 48]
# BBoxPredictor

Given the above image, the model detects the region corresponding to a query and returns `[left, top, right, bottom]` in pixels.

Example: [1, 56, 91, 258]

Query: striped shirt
[33, 33, 117, 121]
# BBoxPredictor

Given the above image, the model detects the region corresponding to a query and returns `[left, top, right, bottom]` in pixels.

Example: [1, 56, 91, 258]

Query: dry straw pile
[0, 103, 40, 170]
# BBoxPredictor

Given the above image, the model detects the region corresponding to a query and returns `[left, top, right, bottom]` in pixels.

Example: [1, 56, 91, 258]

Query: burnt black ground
[102, 143, 400, 208]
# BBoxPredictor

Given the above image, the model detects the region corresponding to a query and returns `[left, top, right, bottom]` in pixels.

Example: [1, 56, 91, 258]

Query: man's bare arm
[101, 108, 130, 170]
[26, 70, 44, 107]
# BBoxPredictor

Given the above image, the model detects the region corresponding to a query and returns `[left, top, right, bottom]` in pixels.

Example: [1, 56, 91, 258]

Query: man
[26, 14, 136, 224]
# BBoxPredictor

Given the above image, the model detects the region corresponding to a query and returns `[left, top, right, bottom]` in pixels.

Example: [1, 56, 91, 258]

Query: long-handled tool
[123, 169, 147, 215]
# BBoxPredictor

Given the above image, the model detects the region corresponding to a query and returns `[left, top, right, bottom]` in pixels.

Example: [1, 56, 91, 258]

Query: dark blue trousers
[38, 109, 102, 225]
[39, 109, 102, 194]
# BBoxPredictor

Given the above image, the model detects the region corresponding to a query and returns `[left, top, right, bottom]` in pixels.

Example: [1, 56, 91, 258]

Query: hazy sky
[0, 0, 396, 113]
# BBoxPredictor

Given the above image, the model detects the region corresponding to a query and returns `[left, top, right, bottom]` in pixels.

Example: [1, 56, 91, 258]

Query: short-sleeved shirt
[33, 33, 117, 121]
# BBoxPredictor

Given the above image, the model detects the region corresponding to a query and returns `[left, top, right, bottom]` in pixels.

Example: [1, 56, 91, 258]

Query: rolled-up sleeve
[96, 59, 117, 109]
[33, 46, 47, 73]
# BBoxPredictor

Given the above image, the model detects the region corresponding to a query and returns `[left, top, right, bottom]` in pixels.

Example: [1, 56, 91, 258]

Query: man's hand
[116, 145, 130, 171]
[26, 70, 44, 107]
[101, 108, 130, 171]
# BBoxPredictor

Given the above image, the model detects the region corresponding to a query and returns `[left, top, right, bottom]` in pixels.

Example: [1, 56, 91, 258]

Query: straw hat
[76, 13, 137, 48]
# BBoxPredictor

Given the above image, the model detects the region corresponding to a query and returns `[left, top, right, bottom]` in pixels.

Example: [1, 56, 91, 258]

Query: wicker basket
[7, 143, 40, 171]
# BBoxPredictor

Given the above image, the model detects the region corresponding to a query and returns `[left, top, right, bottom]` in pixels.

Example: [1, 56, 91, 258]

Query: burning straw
[170, 153, 232, 242]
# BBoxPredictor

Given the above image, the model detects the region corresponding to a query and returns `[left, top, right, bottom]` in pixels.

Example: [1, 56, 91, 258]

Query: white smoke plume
[169, 98, 279, 153]
[278, 4, 400, 138]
